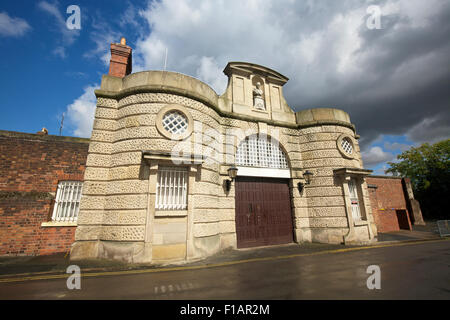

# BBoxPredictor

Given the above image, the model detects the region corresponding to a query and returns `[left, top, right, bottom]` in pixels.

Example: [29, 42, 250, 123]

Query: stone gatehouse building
[69, 38, 379, 263]
[0, 38, 425, 261]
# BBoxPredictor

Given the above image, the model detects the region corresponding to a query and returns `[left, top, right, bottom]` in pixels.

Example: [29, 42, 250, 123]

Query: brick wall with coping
[366, 176, 412, 233]
[0, 130, 89, 256]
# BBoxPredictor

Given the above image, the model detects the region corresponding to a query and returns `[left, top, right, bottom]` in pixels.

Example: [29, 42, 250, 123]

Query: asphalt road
[0, 240, 449, 300]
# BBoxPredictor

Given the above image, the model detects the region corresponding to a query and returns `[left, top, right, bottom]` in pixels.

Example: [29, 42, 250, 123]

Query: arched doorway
[234, 135, 294, 248]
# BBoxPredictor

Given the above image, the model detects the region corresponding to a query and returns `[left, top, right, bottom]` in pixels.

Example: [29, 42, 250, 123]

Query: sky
[0, 0, 449, 175]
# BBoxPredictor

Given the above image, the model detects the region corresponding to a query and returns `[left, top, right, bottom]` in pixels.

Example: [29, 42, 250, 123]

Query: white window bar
[348, 178, 361, 221]
[236, 138, 248, 166]
[155, 167, 188, 210]
[236, 134, 288, 169]
[258, 136, 268, 167]
[162, 111, 188, 135]
[341, 138, 353, 154]
[51, 181, 83, 222]
[248, 135, 258, 166]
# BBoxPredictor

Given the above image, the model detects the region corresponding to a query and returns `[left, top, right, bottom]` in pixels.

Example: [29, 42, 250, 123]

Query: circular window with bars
[162, 111, 188, 135]
[156, 105, 193, 140]
[341, 137, 353, 154]
[337, 134, 357, 159]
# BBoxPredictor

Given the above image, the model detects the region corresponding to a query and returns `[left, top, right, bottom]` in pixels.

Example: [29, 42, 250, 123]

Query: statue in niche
[253, 82, 265, 110]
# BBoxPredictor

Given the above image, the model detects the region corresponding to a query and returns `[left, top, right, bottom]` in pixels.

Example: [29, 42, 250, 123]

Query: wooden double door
[235, 176, 294, 248]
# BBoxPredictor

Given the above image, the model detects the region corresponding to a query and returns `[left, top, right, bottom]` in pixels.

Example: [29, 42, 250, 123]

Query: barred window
[162, 111, 188, 135]
[236, 135, 288, 169]
[51, 181, 83, 222]
[155, 167, 188, 210]
[348, 178, 362, 221]
[341, 137, 353, 155]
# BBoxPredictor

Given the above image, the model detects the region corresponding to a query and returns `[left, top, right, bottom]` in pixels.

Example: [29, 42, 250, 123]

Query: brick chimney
[108, 37, 132, 78]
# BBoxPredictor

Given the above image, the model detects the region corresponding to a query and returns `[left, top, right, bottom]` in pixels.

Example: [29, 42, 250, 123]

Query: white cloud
[372, 164, 393, 176]
[0, 11, 31, 37]
[132, 0, 369, 94]
[384, 141, 412, 152]
[120, 4, 140, 28]
[69, 0, 450, 146]
[362, 146, 395, 167]
[65, 85, 98, 138]
[84, 28, 119, 66]
[53, 46, 66, 59]
[195, 56, 227, 94]
[38, 1, 64, 24]
[128, 0, 450, 147]
[38, 1, 79, 57]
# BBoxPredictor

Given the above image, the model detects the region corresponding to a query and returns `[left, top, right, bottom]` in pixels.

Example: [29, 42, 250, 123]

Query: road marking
[0, 238, 448, 284]
[152, 282, 196, 296]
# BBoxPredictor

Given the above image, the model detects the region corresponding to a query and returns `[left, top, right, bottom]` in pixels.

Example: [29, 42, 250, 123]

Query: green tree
[386, 139, 450, 220]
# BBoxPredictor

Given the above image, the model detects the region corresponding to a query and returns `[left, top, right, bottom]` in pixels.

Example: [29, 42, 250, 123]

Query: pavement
[377, 219, 441, 242]
[0, 220, 444, 282]
[0, 238, 449, 300]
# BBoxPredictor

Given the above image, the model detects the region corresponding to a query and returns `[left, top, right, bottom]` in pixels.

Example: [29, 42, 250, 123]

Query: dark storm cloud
[284, 1, 450, 149]
[70, 1, 450, 150]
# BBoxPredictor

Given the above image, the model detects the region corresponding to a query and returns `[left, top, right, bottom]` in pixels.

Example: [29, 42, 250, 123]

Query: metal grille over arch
[236, 134, 288, 169]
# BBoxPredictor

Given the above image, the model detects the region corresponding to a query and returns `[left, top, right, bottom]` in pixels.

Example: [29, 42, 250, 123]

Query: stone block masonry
[0, 40, 424, 261]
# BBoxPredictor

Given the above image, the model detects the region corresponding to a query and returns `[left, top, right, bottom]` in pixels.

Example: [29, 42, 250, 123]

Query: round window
[341, 137, 353, 155]
[162, 110, 188, 135]
[156, 105, 193, 141]
[337, 134, 357, 159]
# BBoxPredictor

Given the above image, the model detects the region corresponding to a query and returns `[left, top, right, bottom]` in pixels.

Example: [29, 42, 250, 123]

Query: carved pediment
[223, 62, 289, 86]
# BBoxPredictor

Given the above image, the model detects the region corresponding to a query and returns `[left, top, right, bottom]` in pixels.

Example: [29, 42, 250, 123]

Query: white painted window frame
[51, 181, 83, 222]
[341, 137, 354, 155]
[155, 167, 188, 210]
[162, 110, 188, 135]
[348, 178, 362, 221]
[236, 135, 288, 170]
[236, 166, 291, 178]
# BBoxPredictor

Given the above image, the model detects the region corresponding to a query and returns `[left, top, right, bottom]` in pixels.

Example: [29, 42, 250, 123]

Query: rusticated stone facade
[70, 41, 378, 263]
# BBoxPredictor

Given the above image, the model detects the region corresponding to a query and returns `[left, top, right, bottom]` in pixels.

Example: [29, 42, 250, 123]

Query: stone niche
[221, 62, 296, 123]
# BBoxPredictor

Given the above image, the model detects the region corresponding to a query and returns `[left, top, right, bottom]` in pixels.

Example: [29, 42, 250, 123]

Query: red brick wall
[0, 197, 76, 255]
[0, 131, 89, 256]
[366, 176, 412, 233]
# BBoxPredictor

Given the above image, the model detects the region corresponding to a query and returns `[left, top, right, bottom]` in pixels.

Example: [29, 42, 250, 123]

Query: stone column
[402, 178, 425, 225]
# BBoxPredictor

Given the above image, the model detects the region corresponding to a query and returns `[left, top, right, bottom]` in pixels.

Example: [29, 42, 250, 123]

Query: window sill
[155, 210, 188, 217]
[354, 220, 368, 226]
[41, 221, 78, 227]
[251, 108, 269, 114]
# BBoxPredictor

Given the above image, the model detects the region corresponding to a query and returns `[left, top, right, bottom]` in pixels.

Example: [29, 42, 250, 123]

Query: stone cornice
[95, 86, 356, 133]
[334, 167, 373, 176]
[223, 62, 289, 86]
